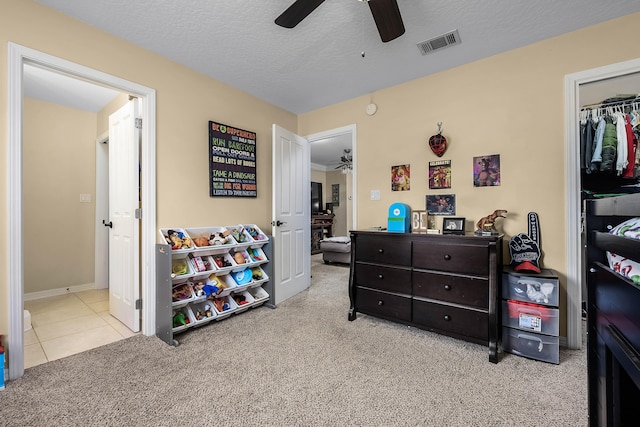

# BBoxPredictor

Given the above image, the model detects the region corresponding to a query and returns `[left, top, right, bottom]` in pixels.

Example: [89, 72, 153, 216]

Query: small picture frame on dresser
[443, 217, 465, 235]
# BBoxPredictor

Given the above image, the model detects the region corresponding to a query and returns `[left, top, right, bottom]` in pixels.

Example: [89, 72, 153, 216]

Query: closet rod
[581, 97, 640, 111]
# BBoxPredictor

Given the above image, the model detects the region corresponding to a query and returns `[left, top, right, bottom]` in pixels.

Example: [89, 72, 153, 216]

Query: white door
[272, 125, 310, 304]
[108, 101, 140, 332]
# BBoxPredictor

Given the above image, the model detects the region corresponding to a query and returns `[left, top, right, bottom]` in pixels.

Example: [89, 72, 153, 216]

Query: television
[311, 182, 323, 214]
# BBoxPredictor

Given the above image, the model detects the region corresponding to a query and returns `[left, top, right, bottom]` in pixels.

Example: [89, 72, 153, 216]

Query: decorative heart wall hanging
[428, 122, 448, 157]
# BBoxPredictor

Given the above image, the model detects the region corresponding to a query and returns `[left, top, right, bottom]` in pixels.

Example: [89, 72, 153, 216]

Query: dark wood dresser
[348, 230, 503, 363]
[585, 193, 640, 426]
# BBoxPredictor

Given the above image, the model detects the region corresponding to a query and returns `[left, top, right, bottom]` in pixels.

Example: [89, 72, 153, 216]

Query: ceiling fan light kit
[275, 0, 405, 43]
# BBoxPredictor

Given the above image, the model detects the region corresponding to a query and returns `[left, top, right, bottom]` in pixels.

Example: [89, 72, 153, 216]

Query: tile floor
[23, 289, 138, 369]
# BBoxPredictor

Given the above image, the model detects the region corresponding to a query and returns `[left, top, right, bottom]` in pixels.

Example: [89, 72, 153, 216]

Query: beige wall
[23, 98, 97, 293]
[299, 13, 640, 335]
[2, 0, 640, 343]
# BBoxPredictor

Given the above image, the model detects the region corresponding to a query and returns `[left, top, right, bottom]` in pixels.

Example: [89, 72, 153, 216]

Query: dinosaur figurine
[476, 209, 507, 233]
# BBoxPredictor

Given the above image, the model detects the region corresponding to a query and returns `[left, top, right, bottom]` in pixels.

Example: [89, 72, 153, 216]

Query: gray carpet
[1, 255, 587, 426]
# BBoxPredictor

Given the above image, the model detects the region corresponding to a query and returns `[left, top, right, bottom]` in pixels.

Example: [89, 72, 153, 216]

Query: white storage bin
[212, 295, 238, 320]
[189, 300, 217, 325]
[230, 268, 254, 292]
[503, 267, 559, 307]
[172, 305, 195, 334]
[242, 224, 269, 247]
[248, 266, 268, 287]
[160, 228, 194, 252]
[204, 273, 237, 298]
[248, 286, 269, 307]
[187, 254, 216, 280]
[172, 282, 196, 308]
[502, 326, 559, 364]
[171, 256, 193, 280]
[225, 225, 254, 248]
[185, 226, 237, 251]
[246, 247, 268, 266]
[502, 300, 559, 336]
[231, 290, 255, 314]
[210, 253, 237, 275]
[230, 250, 253, 270]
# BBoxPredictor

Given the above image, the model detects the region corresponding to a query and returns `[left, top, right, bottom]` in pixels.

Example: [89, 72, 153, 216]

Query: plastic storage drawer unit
[502, 326, 559, 364]
[502, 267, 559, 307]
[502, 300, 559, 336]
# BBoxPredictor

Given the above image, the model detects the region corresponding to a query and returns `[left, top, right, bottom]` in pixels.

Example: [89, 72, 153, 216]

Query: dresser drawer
[356, 287, 412, 322]
[355, 263, 411, 294]
[413, 241, 488, 276]
[412, 299, 488, 341]
[355, 235, 411, 266]
[413, 271, 488, 309]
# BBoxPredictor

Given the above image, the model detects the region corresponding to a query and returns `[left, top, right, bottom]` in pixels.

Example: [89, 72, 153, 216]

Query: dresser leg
[489, 339, 498, 363]
[348, 308, 356, 321]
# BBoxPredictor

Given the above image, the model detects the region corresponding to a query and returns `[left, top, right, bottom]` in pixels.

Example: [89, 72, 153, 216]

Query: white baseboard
[24, 283, 97, 301]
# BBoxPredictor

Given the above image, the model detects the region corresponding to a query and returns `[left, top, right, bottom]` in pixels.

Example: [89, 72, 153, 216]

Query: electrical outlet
[370, 190, 380, 201]
[80, 194, 92, 203]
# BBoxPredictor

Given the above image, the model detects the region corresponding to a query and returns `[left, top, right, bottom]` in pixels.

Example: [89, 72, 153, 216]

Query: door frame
[306, 124, 358, 231]
[564, 58, 640, 349]
[7, 42, 157, 380]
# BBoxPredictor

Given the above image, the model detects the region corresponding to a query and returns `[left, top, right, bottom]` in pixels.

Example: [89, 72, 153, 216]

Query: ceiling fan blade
[275, 0, 326, 28]
[368, 0, 405, 42]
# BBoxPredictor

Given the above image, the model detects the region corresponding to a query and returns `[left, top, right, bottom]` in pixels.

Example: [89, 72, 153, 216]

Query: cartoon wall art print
[426, 194, 456, 216]
[391, 164, 411, 191]
[429, 160, 451, 189]
[473, 154, 501, 187]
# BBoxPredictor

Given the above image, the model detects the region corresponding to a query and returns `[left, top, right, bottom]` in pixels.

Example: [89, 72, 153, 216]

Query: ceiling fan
[275, 0, 405, 43]
[335, 149, 353, 173]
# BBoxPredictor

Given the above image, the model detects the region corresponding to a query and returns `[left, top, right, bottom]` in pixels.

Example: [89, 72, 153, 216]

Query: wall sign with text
[209, 121, 257, 197]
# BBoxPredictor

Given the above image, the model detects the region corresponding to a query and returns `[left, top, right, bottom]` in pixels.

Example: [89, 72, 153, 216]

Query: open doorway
[308, 125, 357, 270]
[564, 58, 640, 349]
[7, 43, 157, 380]
[21, 69, 136, 367]
[308, 125, 357, 233]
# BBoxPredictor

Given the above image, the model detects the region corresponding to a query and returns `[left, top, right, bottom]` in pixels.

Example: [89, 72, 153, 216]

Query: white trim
[306, 124, 358, 230]
[24, 283, 97, 301]
[564, 58, 640, 350]
[7, 43, 157, 380]
[95, 131, 109, 290]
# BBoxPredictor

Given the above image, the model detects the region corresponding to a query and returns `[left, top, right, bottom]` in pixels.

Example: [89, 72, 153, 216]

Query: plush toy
[166, 229, 192, 250]
[203, 284, 220, 297]
[172, 311, 187, 327]
[213, 298, 230, 312]
[233, 252, 246, 264]
[234, 294, 248, 306]
[251, 267, 263, 280]
[172, 283, 193, 302]
[192, 236, 210, 247]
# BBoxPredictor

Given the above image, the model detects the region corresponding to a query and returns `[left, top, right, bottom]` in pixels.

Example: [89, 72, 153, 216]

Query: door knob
[272, 220, 286, 227]
[103, 220, 113, 228]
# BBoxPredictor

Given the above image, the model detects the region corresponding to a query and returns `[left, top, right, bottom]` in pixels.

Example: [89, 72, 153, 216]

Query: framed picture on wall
[332, 184, 340, 206]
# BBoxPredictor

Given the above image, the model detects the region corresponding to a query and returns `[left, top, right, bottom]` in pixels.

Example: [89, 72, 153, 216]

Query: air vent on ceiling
[416, 29, 461, 55]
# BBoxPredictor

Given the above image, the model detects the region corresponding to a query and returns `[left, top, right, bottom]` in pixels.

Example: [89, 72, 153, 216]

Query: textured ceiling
[34, 0, 640, 115]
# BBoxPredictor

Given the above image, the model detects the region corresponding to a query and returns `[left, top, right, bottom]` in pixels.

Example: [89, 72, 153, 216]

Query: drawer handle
[444, 254, 451, 261]
[378, 300, 384, 306]
[378, 274, 384, 280]
[444, 284, 451, 291]
[444, 315, 451, 321]
[378, 248, 384, 254]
